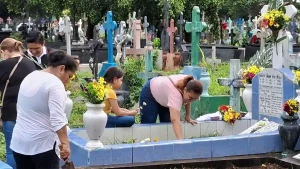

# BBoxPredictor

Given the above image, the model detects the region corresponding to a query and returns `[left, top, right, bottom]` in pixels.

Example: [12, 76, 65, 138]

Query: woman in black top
[0, 38, 36, 169]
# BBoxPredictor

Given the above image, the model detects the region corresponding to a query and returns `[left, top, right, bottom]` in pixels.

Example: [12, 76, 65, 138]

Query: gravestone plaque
[258, 69, 283, 117]
[252, 68, 297, 123]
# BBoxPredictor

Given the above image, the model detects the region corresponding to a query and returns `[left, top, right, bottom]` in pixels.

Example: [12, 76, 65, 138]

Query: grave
[99, 11, 118, 77]
[252, 68, 297, 124]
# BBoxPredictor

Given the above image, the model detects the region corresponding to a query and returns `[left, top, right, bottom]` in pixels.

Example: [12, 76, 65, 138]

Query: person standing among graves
[0, 38, 36, 169]
[10, 51, 77, 169]
[139, 75, 203, 140]
[24, 31, 54, 70]
[103, 67, 138, 127]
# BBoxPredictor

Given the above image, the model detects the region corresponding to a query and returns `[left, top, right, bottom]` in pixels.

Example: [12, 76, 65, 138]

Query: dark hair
[104, 67, 124, 83]
[176, 75, 203, 95]
[26, 31, 44, 44]
[47, 50, 78, 72]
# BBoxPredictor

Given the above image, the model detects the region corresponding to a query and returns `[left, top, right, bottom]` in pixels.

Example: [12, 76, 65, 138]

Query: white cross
[207, 45, 221, 71]
[28, 17, 32, 32]
[63, 16, 72, 55]
[260, 4, 297, 68]
[256, 31, 269, 52]
[252, 16, 259, 34]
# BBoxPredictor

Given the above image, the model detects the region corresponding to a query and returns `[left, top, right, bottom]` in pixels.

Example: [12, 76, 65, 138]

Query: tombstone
[252, 16, 259, 35]
[6, 17, 12, 25]
[218, 59, 244, 113]
[227, 18, 235, 45]
[0, 17, 3, 24]
[185, 6, 207, 66]
[161, 0, 170, 52]
[2, 24, 12, 32]
[125, 19, 146, 58]
[63, 16, 72, 55]
[93, 24, 100, 41]
[207, 45, 221, 72]
[252, 68, 297, 124]
[165, 19, 178, 71]
[177, 12, 185, 47]
[98, 11, 117, 77]
[139, 42, 159, 83]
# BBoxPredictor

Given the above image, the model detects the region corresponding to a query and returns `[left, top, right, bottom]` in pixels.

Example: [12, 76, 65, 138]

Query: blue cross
[99, 11, 117, 77]
[237, 18, 243, 32]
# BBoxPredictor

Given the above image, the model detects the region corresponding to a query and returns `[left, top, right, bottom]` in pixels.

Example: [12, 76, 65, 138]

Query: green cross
[185, 6, 207, 66]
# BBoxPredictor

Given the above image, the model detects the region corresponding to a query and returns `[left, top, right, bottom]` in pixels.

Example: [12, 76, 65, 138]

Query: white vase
[295, 90, 300, 113]
[242, 84, 252, 119]
[83, 103, 107, 149]
[65, 91, 73, 120]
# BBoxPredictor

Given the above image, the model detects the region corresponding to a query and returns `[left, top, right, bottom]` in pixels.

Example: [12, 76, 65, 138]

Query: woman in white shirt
[10, 50, 78, 169]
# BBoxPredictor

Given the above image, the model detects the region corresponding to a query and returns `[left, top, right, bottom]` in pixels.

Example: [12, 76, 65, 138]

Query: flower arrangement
[283, 99, 299, 116]
[238, 65, 264, 84]
[293, 70, 300, 85]
[259, 9, 290, 42]
[81, 77, 110, 104]
[218, 105, 241, 124]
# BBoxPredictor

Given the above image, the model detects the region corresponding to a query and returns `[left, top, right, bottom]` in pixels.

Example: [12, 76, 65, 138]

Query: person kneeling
[104, 67, 138, 128]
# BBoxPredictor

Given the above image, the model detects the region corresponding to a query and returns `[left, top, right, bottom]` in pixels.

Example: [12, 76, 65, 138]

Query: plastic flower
[293, 70, 300, 85]
[82, 77, 109, 104]
[241, 65, 264, 84]
[283, 99, 299, 116]
[154, 138, 159, 142]
[218, 105, 241, 124]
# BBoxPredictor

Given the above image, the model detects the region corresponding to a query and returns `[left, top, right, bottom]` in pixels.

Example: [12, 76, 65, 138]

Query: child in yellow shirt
[103, 67, 138, 127]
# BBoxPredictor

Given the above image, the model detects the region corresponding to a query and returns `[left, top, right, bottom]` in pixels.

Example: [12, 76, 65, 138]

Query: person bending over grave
[23, 31, 55, 70]
[10, 51, 77, 169]
[104, 67, 138, 128]
[139, 75, 202, 140]
[0, 38, 36, 169]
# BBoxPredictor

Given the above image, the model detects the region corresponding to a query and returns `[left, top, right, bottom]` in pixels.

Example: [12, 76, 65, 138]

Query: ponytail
[176, 75, 194, 91]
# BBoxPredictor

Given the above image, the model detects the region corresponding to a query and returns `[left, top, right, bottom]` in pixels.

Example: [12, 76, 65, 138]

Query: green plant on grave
[249, 43, 273, 68]
[153, 49, 159, 69]
[121, 56, 145, 109]
[190, 131, 221, 139]
[153, 38, 160, 49]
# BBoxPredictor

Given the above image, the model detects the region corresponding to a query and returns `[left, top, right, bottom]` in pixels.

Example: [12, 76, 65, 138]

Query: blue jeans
[3, 121, 16, 169]
[139, 80, 170, 123]
[106, 115, 135, 128]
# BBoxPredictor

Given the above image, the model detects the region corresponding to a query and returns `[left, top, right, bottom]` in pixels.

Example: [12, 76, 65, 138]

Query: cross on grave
[185, 6, 207, 66]
[218, 59, 244, 112]
[227, 18, 235, 45]
[28, 17, 32, 32]
[237, 18, 243, 32]
[142, 16, 149, 46]
[256, 31, 269, 52]
[0, 18, 3, 24]
[177, 12, 185, 46]
[125, 19, 146, 58]
[252, 16, 259, 34]
[167, 19, 177, 53]
[63, 16, 72, 55]
[139, 42, 158, 83]
[219, 19, 225, 44]
[99, 11, 118, 77]
[161, 0, 170, 51]
[6, 17, 11, 25]
[260, 3, 297, 68]
[206, 45, 221, 72]
[127, 13, 132, 30]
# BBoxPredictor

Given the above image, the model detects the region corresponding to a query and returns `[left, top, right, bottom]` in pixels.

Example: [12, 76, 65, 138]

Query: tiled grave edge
[0, 160, 12, 169]
[69, 127, 300, 167]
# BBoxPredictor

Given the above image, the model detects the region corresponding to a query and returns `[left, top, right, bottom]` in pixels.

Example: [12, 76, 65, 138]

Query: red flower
[218, 105, 229, 113]
[247, 72, 255, 80]
[283, 103, 291, 113]
[221, 22, 228, 30]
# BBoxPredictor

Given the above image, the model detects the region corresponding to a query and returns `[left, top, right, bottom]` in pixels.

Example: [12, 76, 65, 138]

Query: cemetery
[2, 0, 300, 169]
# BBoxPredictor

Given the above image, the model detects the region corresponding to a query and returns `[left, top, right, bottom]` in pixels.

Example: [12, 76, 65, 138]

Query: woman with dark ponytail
[139, 74, 203, 140]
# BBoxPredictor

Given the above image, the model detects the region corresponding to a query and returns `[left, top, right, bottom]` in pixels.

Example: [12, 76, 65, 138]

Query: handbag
[61, 161, 75, 169]
[0, 57, 23, 127]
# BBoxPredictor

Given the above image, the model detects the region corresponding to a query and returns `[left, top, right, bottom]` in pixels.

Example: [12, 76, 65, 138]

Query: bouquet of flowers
[238, 65, 264, 84]
[218, 105, 241, 124]
[259, 9, 290, 42]
[283, 99, 299, 116]
[81, 77, 110, 104]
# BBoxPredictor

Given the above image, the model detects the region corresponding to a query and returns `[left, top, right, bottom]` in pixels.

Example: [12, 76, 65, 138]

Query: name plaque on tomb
[258, 69, 283, 117]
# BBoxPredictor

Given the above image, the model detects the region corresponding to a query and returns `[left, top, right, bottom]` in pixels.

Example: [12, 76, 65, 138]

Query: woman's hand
[184, 116, 198, 125]
[59, 143, 71, 161]
[130, 109, 139, 116]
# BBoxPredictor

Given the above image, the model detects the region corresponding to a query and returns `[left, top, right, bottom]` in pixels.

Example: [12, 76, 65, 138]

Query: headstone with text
[252, 68, 297, 124]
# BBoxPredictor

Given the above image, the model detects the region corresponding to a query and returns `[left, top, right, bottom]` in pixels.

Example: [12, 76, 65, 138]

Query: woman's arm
[185, 102, 191, 119]
[169, 107, 183, 140]
[110, 99, 138, 116]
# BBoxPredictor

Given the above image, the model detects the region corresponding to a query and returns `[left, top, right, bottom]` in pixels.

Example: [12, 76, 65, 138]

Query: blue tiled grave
[68, 120, 275, 167]
[252, 68, 298, 123]
[0, 160, 12, 169]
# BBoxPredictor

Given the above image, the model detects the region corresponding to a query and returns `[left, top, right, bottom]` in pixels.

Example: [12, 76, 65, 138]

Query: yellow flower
[154, 138, 159, 142]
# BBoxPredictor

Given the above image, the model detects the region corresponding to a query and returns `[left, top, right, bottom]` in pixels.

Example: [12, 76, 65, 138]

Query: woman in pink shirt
[139, 74, 203, 140]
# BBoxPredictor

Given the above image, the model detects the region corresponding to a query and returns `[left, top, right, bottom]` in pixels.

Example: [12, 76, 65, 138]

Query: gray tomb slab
[252, 68, 297, 124]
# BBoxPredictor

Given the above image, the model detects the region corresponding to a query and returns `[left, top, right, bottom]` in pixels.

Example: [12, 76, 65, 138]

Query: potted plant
[278, 99, 300, 155]
[239, 65, 264, 119]
[81, 77, 110, 148]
